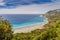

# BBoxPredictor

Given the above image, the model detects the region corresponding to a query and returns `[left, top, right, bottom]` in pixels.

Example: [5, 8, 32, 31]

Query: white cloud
[0, 0, 5, 6]
[0, 0, 60, 14]
[0, 0, 4, 2]
[0, 2, 5, 6]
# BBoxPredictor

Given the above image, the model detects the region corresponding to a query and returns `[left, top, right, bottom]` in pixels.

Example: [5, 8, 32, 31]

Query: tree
[0, 16, 13, 40]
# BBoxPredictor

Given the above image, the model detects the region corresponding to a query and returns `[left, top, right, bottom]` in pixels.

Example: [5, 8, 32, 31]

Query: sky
[0, 0, 60, 14]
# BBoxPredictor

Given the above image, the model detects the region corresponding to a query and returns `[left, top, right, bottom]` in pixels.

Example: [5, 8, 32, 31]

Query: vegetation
[0, 16, 13, 40]
[0, 9, 60, 40]
[11, 9, 60, 40]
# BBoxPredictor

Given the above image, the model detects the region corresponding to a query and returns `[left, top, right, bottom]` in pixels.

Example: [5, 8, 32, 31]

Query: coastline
[13, 20, 48, 33]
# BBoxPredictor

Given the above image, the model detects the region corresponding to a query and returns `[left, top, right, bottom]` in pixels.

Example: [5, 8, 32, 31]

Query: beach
[13, 21, 48, 33]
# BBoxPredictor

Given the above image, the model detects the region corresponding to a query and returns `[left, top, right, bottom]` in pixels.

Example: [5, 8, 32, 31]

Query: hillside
[44, 9, 60, 21]
[11, 9, 60, 40]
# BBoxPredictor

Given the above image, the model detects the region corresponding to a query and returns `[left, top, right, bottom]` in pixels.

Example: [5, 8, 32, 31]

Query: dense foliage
[0, 9, 60, 40]
[0, 16, 13, 40]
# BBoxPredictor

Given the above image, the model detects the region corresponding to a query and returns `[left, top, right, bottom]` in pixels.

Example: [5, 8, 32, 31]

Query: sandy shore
[13, 21, 48, 33]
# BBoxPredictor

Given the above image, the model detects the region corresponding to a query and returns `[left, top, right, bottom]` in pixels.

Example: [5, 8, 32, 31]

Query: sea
[0, 14, 47, 29]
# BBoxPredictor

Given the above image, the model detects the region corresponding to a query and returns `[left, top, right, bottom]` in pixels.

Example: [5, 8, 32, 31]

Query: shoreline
[13, 21, 46, 29]
[13, 20, 48, 33]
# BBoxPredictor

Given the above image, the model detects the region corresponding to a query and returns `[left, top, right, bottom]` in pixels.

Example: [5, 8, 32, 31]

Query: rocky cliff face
[44, 9, 60, 17]
[44, 9, 60, 22]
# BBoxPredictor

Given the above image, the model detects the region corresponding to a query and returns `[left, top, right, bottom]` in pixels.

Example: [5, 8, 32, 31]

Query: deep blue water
[0, 14, 47, 28]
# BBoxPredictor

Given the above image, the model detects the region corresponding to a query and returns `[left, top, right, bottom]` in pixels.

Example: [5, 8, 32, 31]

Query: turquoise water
[0, 14, 47, 28]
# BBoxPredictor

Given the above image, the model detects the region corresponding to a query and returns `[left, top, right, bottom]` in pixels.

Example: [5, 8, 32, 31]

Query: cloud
[0, 0, 5, 6]
[2, 0, 52, 8]
[0, 0, 60, 14]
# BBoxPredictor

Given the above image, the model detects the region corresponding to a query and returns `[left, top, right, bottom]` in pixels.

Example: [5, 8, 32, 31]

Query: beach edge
[13, 20, 48, 33]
